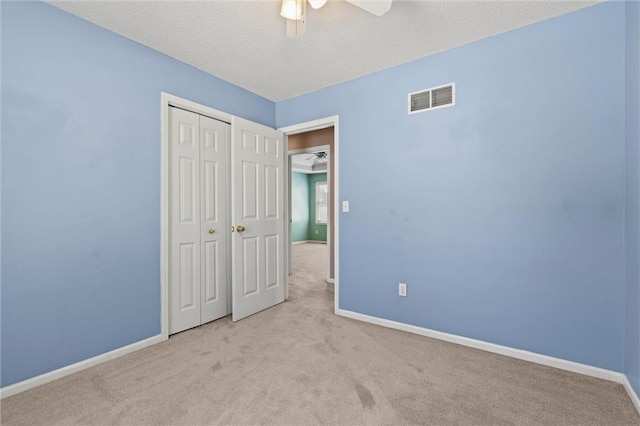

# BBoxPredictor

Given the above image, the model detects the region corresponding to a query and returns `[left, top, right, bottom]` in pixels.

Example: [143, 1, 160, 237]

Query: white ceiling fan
[280, 0, 393, 37]
[305, 151, 328, 163]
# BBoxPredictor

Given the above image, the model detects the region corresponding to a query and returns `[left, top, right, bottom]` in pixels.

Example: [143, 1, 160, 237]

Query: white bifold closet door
[169, 107, 229, 334]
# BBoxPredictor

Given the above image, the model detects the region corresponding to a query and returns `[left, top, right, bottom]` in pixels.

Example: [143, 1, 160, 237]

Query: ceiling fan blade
[344, 0, 392, 16]
[308, 0, 327, 9]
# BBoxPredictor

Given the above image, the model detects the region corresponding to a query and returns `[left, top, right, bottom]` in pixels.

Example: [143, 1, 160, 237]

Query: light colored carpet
[2, 243, 639, 425]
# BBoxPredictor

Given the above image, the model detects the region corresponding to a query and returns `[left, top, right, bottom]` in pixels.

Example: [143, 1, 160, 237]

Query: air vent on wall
[408, 83, 455, 114]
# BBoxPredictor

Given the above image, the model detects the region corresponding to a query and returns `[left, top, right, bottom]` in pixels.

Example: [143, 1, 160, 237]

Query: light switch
[342, 201, 350, 213]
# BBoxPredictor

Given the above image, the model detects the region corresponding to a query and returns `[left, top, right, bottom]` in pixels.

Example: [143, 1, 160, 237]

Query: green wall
[291, 172, 327, 242]
[308, 173, 327, 241]
[291, 172, 309, 242]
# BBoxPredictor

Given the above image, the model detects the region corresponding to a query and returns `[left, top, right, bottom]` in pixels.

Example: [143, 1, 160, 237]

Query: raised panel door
[231, 117, 285, 321]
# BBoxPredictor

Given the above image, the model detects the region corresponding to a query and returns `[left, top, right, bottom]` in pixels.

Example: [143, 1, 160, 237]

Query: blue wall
[1, 2, 274, 387]
[625, 0, 640, 397]
[277, 2, 626, 371]
[292, 172, 310, 242]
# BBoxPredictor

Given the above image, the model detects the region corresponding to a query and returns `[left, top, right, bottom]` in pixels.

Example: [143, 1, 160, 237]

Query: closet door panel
[169, 107, 201, 334]
[200, 115, 230, 324]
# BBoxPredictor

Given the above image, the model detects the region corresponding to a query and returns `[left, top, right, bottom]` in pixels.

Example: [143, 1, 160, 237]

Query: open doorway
[286, 126, 335, 288]
[281, 117, 339, 314]
[289, 147, 331, 282]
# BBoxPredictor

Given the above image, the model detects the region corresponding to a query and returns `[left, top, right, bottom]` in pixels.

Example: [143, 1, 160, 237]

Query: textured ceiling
[49, 0, 599, 101]
[292, 151, 329, 172]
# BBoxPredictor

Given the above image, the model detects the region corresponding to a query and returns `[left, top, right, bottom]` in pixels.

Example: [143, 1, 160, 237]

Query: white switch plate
[399, 282, 407, 297]
[342, 201, 350, 212]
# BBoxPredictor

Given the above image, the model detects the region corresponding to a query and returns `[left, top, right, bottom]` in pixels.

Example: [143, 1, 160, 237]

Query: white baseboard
[337, 309, 638, 409]
[0, 334, 163, 399]
[326, 277, 335, 284]
[292, 240, 326, 245]
[622, 375, 640, 414]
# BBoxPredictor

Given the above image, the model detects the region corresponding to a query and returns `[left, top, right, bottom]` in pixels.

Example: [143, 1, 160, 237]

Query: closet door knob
[208, 228, 215, 234]
[236, 225, 246, 233]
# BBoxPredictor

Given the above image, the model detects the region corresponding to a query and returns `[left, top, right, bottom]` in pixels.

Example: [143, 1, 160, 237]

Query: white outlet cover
[399, 282, 407, 296]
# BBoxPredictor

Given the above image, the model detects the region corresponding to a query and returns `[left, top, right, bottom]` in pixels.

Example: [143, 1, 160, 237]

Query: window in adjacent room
[315, 181, 328, 224]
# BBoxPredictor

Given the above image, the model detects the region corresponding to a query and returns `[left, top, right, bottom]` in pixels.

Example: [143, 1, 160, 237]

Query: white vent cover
[408, 83, 455, 114]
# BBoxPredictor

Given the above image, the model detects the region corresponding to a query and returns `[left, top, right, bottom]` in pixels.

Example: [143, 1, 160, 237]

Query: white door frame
[279, 116, 340, 315]
[160, 92, 233, 341]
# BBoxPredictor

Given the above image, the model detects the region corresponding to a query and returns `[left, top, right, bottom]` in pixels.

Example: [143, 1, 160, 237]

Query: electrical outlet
[399, 282, 407, 297]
